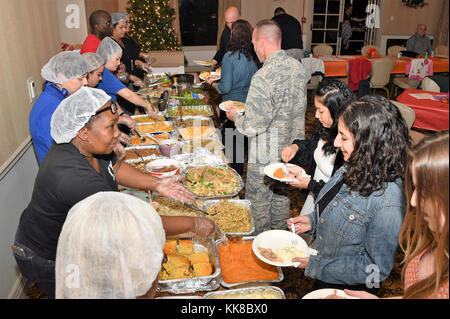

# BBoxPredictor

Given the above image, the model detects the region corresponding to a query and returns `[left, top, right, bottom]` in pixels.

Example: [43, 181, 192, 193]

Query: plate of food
[219, 100, 245, 114]
[264, 163, 308, 183]
[193, 60, 213, 66]
[252, 230, 309, 267]
[302, 289, 359, 299]
[199, 71, 221, 82]
[145, 159, 180, 178]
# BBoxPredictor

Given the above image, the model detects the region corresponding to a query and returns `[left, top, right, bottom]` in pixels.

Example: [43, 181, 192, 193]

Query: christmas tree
[127, 0, 181, 51]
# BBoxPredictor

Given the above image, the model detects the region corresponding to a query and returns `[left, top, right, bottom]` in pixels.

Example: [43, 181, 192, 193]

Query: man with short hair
[226, 20, 307, 234]
[406, 24, 433, 56]
[210, 6, 241, 65]
[80, 10, 113, 54]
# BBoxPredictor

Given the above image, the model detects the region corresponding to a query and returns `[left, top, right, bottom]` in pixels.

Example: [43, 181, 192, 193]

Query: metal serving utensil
[134, 129, 147, 143]
[133, 149, 146, 162]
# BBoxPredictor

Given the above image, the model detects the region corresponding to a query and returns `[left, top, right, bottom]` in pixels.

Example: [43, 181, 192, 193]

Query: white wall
[0, 142, 38, 298]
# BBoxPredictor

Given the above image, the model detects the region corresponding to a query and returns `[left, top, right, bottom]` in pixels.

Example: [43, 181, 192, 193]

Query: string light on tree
[127, 0, 181, 51]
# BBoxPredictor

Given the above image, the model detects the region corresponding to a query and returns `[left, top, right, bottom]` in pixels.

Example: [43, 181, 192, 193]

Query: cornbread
[178, 240, 193, 256]
[163, 239, 177, 256]
[193, 263, 213, 277]
[189, 252, 209, 264]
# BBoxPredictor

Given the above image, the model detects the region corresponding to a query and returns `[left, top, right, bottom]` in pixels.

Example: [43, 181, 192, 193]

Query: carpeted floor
[25, 85, 404, 299]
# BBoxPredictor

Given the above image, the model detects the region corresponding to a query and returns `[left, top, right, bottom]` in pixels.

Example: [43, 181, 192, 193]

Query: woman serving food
[12, 87, 216, 299]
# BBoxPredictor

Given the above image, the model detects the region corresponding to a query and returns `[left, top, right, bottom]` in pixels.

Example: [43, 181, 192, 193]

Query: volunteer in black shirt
[12, 87, 216, 299]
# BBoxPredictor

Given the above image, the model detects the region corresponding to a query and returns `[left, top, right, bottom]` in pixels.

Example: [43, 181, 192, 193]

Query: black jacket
[213, 26, 231, 64]
[272, 13, 303, 50]
[289, 131, 344, 200]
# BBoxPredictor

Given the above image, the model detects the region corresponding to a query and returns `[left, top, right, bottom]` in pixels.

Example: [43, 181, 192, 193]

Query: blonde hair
[399, 131, 449, 298]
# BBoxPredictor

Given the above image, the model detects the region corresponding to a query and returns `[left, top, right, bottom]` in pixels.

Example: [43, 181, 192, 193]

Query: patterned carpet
[25, 86, 404, 299]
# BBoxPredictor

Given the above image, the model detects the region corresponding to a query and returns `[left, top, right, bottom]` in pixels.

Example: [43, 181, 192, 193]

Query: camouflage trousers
[245, 163, 291, 235]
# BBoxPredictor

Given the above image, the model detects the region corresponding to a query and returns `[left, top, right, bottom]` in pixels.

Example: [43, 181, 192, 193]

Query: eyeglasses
[95, 102, 118, 115]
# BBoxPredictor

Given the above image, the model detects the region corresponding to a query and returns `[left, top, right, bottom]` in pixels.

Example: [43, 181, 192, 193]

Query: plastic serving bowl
[145, 159, 180, 178]
[158, 139, 182, 157]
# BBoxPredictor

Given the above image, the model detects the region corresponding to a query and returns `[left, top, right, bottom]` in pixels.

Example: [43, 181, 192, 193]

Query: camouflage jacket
[234, 50, 307, 166]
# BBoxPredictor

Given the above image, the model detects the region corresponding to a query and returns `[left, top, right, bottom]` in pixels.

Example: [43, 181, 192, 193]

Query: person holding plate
[287, 95, 410, 295]
[281, 79, 352, 216]
[207, 19, 258, 176]
[12, 87, 217, 299]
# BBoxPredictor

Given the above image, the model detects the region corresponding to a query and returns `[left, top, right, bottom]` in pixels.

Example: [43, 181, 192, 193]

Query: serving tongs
[133, 148, 146, 162]
[183, 200, 218, 216]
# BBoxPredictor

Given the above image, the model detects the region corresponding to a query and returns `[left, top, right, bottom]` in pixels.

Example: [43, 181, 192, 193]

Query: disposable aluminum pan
[157, 237, 221, 294]
[182, 165, 244, 199]
[123, 145, 160, 163]
[203, 286, 286, 299]
[202, 199, 255, 236]
[173, 116, 214, 129]
[135, 121, 174, 134]
[166, 105, 213, 118]
[216, 236, 284, 288]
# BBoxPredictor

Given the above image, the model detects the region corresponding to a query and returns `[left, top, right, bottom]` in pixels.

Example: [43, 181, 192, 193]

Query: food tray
[203, 286, 286, 299]
[182, 165, 244, 199]
[157, 236, 221, 294]
[166, 105, 213, 118]
[123, 145, 160, 162]
[130, 133, 172, 146]
[135, 121, 174, 134]
[202, 199, 254, 236]
[180, 137, 224, 154]
[172, 116, 214, 129]
[131, 114, 166, 123]
[126, 156, 168, 172]
[216, 236, 284, 289]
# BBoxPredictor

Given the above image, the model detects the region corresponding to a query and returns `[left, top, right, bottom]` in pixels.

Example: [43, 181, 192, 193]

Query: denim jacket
[305, 166, 406, 286]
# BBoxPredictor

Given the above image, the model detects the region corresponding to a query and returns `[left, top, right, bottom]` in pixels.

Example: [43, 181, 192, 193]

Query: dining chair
[435, 45, 449, 56]
[421, 77, 441, 92]
[392, 77, 421, 98]
[387, 45, 407, 57]
[369, 57, 395, 98]
[361, 45, 380, 56]
[390, 100, 416, 130]
[313, 44, 333, 56]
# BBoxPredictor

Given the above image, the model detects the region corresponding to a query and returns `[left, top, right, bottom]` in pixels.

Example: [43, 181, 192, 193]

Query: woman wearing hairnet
[29, 51, 89, 164]
[13, 87, 216, 299]
[95, 37, 156, 116]
[56, 192, 166, 298]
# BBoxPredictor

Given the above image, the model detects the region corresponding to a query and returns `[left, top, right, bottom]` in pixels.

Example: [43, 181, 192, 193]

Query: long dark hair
[226, 19, 256, 62]
[314, 79, 353, 156]
[341, 95, 411, 197]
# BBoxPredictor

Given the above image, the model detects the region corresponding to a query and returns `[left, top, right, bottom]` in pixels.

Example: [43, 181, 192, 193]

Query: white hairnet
[50, 87, 111, 144]
[82, 52, 105, 72]
[96, 37, 122, 62]
[111, 12, 128, 25]
[55, 192, 165, 299]
[41, 51, 89, 84]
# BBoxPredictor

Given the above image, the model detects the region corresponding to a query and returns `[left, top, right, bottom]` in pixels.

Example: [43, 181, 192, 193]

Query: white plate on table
[193, 60, 213, 66]
[302, 289, 359, 299]
[252, 230, 309, 267]
[199, 71, 221, 82]
[264, 163, 308, 183]
[219, 100, 245, 114]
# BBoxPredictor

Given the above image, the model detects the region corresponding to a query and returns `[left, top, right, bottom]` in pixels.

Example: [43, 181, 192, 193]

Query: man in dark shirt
[271, 7, 303, 57]
[211, 6, 241, 65]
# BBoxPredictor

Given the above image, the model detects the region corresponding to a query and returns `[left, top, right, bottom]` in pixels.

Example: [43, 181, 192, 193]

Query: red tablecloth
[319, 55, 449, 77]
[397, 89, 449, 131]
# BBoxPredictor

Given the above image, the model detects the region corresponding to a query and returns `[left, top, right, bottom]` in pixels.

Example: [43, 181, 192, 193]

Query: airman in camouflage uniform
[227, 20, 307, 234]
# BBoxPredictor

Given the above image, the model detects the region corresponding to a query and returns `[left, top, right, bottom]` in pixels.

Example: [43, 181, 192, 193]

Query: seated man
[406, 24, 432, 56]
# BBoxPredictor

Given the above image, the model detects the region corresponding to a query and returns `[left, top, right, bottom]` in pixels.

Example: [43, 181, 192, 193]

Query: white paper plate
[199, 71, 221, 82]
[264, 163, 307, 183]
[193, 60, 213, 66]
[302, 289, 359, 299]
[252, 230, 309, 267]
[219, 100, 245, 114]
[145, 159, 180, 178]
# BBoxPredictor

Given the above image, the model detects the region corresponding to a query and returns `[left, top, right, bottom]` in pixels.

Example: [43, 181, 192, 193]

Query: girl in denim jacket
[287, 95, 411, 295]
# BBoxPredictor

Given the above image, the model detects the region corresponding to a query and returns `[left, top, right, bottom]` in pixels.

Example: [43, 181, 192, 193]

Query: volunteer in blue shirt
[29, 52, 89, 164]
[95, 37, 157, 117]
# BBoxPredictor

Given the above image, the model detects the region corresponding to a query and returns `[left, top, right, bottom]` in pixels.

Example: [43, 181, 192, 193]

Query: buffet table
[397, 89, 449, 131]
[318, 55, 449, 77]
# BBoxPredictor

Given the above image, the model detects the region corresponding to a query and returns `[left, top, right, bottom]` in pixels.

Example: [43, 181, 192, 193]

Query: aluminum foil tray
[123, 145, 160, 163]
[157, 236, 221, 294]
[135, 121, 174, 134]
[202, 199, 255, 236]
[215, 236, 284, 288]
[166, 105, 213, 118]
[182, 165, 244, 199]
[203, 286, 286, 299]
